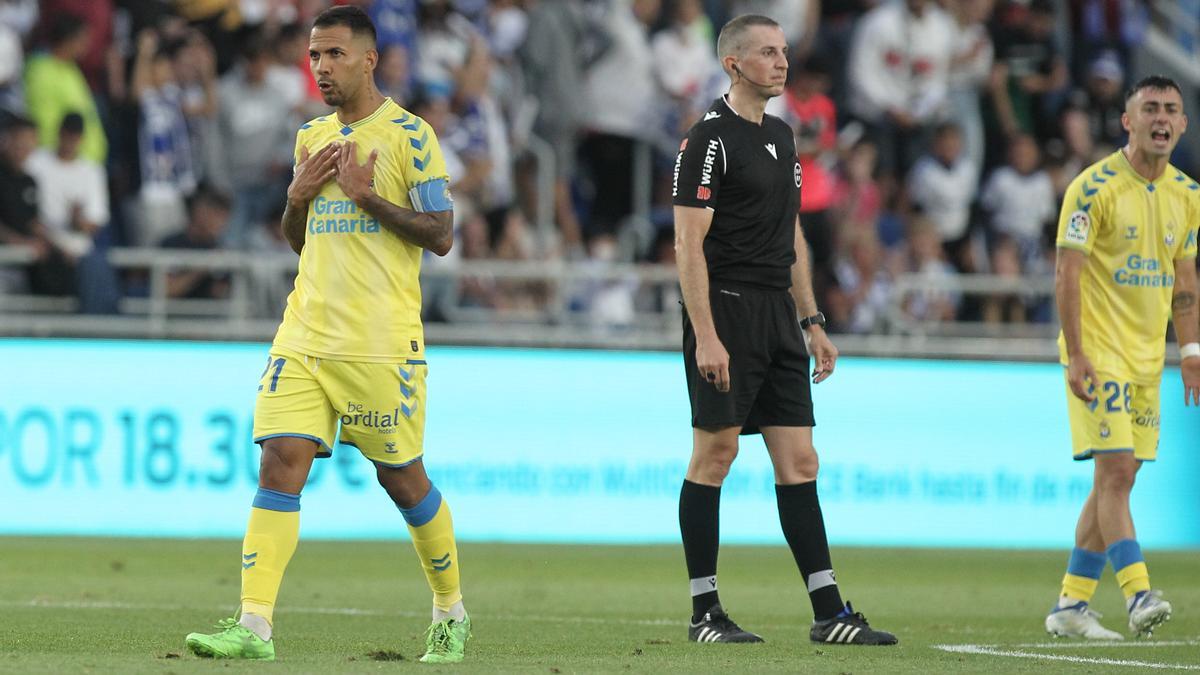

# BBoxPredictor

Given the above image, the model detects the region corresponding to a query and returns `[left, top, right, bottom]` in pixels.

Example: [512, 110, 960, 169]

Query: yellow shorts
[1064, 370, 1161, 462]
[252, 346, 429, 467]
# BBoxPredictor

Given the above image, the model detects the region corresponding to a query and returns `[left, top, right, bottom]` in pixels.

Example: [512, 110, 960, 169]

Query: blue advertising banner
[0, 339, 1196, 547]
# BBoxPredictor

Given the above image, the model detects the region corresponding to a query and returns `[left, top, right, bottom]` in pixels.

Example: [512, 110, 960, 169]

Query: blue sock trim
[252, 487, 300, 512]
[1050, 600, 1087, 613]
[400, 485, 442, 527]
[1106, 538, 1144, 571]
[1066, 547, 1107, 580]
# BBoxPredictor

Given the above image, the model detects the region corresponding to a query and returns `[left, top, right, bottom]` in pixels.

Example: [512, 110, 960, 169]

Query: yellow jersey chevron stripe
[1056, 149, 1200, 382]
[274, 97, 451, 362]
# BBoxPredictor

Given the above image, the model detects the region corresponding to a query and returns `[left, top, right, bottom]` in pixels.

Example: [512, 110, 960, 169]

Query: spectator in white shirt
[23, 112, 119, 312]
[906, 122, 977, 270]
[25, 112, 107, 259]
[846, 0, 956, 177]
[651, 0, 718, 135]
[578, 0, 662, 242]
[979, 133, 1055, 272]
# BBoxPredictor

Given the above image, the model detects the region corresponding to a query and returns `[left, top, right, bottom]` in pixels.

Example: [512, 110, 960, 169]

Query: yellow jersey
[273, 98, 451, 363]
[1056, 149, 1199, 382]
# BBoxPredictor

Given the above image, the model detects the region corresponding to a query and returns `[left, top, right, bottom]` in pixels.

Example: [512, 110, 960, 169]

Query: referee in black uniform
[673, 15, 897, 646]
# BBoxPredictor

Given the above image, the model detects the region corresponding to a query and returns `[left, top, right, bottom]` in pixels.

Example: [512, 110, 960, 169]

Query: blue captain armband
[408, 178, 454, 213]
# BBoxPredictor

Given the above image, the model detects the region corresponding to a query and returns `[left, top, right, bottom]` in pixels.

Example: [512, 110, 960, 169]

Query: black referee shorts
[682, 282, 815, 434]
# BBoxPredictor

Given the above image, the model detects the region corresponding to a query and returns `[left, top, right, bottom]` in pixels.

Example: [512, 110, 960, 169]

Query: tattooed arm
[1173, 258, 1199, 405]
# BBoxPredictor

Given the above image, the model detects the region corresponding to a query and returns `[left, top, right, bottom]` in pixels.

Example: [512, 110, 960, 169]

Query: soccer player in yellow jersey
[1045, 75, 1200, 640]
[185, 6, 469, 663]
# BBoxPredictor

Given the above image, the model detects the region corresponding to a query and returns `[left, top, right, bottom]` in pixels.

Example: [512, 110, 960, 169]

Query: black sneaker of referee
[809, 602, 898, 645]
[688, 605, 765, 643]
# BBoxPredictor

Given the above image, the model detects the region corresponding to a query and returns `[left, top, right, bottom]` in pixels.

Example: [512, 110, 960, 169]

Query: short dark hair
[312, 5, 377, 47]
[190, 184, 233, 213]
[240, 30, 271, 61]
[48, 14, 88, 47]
[1125, 74, 1183, 103]
[0, 111, 35, 133]
[59, 112, 85, 135]
[1028, 0, 1055, 15]
[717, 15, 779, 59]
[934, 121, 962, 138]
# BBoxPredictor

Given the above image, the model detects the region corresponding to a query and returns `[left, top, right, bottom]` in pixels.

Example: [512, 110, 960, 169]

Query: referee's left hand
[335, 141, 378, 205]
[807, 327, 838, 384]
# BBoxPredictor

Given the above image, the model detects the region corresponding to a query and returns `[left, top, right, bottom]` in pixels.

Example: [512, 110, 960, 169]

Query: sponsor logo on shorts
[1132, 406, 1160, 429]
[341, 400, 407, 432]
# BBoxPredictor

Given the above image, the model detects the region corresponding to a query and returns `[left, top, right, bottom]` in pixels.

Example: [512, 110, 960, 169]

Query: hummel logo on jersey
[703, 111, 721, 121]
[765, 143, 777, 159]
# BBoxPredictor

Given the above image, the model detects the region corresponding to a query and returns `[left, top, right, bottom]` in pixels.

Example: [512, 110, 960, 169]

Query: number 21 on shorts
[258, 356, 287, 393]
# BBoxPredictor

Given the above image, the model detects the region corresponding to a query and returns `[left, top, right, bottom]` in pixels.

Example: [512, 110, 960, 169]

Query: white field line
[1011, 640, 1200, 649]
[11, 597, 1200, 668]
[933, 644, 1200, 671]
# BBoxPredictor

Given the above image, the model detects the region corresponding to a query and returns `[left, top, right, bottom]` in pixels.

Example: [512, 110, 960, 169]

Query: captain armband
[408, 178, 454, 213]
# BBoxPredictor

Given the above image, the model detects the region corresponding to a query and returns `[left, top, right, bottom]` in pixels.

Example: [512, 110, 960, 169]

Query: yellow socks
[1059, 547, 1105, 606]
[400, 485, 463, 612]
[1107, 539, 1151, 602]
[236, 483, 464, 628]
[240, 488, 301, 625]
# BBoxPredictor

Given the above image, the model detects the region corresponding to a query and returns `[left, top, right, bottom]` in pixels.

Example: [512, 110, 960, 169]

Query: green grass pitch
[1, 538, 1197, 673]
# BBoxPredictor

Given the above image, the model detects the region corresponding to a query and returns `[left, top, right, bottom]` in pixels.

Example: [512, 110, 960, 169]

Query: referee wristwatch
[799, 312, 826, 330]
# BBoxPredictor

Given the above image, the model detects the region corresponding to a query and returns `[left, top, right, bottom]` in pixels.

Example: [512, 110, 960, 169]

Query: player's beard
[321, 84, 345, 107]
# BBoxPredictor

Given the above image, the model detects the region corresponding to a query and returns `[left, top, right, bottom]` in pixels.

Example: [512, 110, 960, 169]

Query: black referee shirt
[672, 96, 801, 290]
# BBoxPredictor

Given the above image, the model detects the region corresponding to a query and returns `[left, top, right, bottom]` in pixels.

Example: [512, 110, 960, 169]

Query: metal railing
[36, 245, 1200, 364]
[0, 244, 1086, 360]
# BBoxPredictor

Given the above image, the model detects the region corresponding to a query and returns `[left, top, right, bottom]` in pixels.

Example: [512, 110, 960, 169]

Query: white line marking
[1012, 640, 1200, 649]
[933, 644, 1200, 670]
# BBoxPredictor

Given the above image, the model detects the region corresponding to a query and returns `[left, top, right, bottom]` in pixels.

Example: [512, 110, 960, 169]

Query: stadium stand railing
[0, 243, 1085, 361]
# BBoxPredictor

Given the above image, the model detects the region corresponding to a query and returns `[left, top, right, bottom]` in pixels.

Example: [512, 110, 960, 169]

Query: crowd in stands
[0, 0, 1174, 332]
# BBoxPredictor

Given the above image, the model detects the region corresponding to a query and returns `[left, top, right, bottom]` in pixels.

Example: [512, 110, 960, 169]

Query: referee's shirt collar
[722, 94, 765, 127]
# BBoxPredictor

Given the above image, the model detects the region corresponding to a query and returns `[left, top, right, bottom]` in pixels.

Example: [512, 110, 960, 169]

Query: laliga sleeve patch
[1065, 210, 1090, 245]
[408, 178, 454, 213]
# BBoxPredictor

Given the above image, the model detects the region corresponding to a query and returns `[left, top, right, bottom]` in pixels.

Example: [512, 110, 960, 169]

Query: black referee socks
[776, 481, 845, 621]
[680, 479, 722, 622]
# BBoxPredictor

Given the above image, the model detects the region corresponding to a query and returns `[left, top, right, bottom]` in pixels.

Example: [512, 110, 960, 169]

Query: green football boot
[185, 617, 276, 660]
[419, 614, 471, 664]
